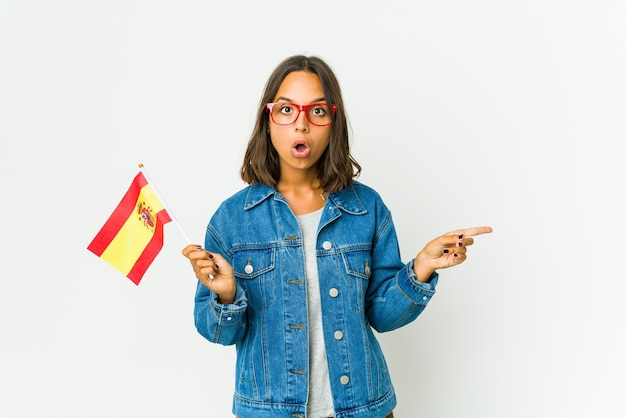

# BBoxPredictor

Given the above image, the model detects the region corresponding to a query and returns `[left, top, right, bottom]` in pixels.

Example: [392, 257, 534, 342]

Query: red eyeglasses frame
[266, 102, 338, 126]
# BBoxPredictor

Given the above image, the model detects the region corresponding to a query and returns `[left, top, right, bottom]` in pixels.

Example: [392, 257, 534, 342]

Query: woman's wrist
[413, 261, 435, 283]
[216, 289, 236, 305]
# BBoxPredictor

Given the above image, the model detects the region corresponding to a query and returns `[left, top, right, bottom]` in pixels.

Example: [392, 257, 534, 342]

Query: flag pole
[138, 163, 192, 244]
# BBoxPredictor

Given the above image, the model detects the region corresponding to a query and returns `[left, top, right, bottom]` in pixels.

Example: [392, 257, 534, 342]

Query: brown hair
[240, 55, 361, 192]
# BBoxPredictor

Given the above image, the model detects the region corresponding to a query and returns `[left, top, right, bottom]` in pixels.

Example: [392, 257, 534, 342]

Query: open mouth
[292, 141, 310, 158]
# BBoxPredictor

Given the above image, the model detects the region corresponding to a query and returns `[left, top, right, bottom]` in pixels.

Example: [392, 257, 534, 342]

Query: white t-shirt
[296, 208, 335, 417]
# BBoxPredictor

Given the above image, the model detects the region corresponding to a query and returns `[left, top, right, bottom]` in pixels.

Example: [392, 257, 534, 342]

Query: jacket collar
[243, 183, 367, 215]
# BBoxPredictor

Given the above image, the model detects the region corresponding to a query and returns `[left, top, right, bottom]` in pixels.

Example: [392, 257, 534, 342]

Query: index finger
[445, 226, 493, 238]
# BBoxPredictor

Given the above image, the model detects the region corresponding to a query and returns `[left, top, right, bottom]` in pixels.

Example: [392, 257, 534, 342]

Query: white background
[1, 1, 625, 417]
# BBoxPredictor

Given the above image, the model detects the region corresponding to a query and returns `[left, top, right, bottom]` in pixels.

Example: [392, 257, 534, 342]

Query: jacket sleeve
[194, 282, 248, 346]
[193, 222, 249, 346]
[364, 206, 439, 333]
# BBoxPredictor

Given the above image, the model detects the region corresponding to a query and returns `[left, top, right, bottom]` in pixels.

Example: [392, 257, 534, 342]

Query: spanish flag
[88, 171, 172, 285]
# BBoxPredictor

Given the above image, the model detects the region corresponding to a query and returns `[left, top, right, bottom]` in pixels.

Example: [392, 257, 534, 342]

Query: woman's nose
[294, 108, 309, 131]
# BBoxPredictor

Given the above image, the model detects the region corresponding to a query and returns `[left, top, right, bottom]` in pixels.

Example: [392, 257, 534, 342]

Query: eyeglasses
[266, 102, 337, 126]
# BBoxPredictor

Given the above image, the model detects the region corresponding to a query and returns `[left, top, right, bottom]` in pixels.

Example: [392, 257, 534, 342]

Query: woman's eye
[312, 106, 326, 116]
[280, 105, 293, 114]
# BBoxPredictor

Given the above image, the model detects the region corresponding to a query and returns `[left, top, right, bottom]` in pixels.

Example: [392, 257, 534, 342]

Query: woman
[183, 54, 492, 417]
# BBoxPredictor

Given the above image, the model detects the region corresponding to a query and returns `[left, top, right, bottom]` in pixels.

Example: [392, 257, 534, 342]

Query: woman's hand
[413, 226, 493, 282]
[182, 245, 237, 304]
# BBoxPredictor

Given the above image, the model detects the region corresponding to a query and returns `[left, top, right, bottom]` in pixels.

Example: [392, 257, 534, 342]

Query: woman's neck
[276, 177, 326, 215]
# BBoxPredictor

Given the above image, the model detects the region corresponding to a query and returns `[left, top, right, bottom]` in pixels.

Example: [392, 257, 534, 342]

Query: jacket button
[334, 330, 343, 340]
[340, 375, 350, 385]
[244, 264, 254, 274]
[322, 241, 332, 250]
[329, 288, 339, 297]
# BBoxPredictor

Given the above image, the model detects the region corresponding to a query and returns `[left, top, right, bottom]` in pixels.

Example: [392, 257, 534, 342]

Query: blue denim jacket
[194, 182, 438, 418]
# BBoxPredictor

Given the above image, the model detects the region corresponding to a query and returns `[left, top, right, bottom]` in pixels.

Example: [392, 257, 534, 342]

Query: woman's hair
[240, 55, 361, 192]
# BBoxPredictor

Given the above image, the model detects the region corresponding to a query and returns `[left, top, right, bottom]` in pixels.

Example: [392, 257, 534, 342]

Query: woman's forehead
[274, 71, 325, 102]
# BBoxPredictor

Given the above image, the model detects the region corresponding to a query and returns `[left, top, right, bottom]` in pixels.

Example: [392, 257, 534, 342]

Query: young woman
[182, 55, 492, 418]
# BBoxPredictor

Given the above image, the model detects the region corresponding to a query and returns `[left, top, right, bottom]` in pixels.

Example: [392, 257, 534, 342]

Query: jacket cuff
[397, 259, 438, 305]
[209, 286, 247, 325]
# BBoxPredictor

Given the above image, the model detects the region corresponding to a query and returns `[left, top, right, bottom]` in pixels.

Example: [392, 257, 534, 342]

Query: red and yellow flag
[88, 171, 172, 285]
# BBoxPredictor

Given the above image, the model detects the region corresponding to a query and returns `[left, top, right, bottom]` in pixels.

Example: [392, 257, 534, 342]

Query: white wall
[1, 1, 624, 417]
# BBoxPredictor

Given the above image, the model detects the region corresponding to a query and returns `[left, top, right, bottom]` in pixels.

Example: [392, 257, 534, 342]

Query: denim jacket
[194, 182, 438, 418]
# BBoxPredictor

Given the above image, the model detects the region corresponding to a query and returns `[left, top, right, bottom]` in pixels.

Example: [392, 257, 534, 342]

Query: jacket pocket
[233, 247, 276, 311]
[341, 250, 372, 312]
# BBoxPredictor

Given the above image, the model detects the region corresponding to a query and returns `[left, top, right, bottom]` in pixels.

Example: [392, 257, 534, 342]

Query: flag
[88, 171, 172, 285]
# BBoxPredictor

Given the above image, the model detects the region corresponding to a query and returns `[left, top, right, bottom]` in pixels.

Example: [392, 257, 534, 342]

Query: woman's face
[268, 71, 331, 178]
